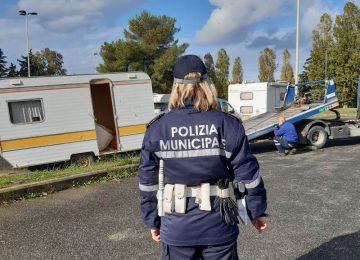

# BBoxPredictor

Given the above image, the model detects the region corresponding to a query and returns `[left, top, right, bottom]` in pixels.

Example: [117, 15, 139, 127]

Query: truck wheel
[71, 153, 94, 167]
[307, 126, 328, 149]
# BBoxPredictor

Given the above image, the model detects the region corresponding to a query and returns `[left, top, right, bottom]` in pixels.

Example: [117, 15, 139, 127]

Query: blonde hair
[168, 72, 218, 111]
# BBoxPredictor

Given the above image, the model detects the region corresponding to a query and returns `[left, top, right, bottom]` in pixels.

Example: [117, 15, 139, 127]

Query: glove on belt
[233, 180, 250, 225]
[217, 179, 240, 225]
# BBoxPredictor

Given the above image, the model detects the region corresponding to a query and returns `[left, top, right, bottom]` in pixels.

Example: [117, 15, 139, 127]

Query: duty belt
[156, 160, 247, 225]
[159, 183, 236, 214]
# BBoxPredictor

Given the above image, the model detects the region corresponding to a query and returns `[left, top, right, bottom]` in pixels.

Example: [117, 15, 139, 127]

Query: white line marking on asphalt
[108, 228, 146, 241]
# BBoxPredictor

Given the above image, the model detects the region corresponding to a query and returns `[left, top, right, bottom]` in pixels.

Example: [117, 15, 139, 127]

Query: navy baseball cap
[173, 55, 208, 84]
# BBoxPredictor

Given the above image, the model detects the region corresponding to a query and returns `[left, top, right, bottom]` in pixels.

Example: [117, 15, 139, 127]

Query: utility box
[330, 126, 350, 139]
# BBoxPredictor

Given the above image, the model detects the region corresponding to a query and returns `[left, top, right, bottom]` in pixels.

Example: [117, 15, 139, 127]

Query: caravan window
[240, 106, 253, 114]
[8, 99, 45, 124]
[240, 92, 253, 100]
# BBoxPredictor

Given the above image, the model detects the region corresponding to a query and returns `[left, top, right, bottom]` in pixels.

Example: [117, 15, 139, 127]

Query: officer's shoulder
[147, 113, 166, 128]
[220, 111, 242, 124]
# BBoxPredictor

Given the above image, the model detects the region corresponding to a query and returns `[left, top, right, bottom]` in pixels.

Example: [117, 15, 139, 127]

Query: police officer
[273, 116, 298, 155]
[138, 55, 267, 259]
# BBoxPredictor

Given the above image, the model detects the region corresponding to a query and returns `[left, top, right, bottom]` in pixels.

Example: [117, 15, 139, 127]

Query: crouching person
[138, 55, 268, 260]
[274, 116, 298, 155]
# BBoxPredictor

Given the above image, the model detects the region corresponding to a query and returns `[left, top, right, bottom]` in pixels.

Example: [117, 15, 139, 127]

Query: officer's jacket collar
[171, 99, 200, 114]
[184, 99, 194, 108]
[182, 99, 200, 113]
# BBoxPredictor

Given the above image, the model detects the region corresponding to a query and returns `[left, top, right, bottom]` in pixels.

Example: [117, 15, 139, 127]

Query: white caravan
[228, 82, 287, 119]
[0, 72, 154, 169]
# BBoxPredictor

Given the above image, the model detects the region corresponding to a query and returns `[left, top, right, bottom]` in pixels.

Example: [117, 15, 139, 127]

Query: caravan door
[112, 73, 154, 152]
[89, 79, 120, 153]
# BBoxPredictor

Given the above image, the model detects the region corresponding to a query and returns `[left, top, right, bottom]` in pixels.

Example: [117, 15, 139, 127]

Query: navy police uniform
[138, 54, 267, 259]
[138, 107, 267, 258]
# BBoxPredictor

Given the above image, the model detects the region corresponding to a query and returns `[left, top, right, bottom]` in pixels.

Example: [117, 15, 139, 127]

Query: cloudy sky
[0, 0, 358, 81]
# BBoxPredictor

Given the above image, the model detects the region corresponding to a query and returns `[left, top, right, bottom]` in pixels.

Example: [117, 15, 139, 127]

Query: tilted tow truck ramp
[243, 80, 340, 145]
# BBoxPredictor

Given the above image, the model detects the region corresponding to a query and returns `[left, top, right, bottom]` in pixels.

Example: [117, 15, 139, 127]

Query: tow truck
[242, 76, 360, 148]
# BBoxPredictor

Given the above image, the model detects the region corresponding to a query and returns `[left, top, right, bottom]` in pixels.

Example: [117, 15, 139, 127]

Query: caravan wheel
[71, 153, 95, 167]
[307, 126, 328, 149]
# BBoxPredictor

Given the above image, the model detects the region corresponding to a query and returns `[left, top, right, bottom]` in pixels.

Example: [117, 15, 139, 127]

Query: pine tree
[280, 49, 294, 83]
[7, 63, 18, 77]
[215, 48, 230, 99]
[18, 49, 67, 77]
[231, 57, 243, 84]
[0, 49, 8, 78]
[258, 48, 277, 82]
[204, 53, 217, 85]
[18, 50, 45, 77]
[98, 11, 188, 93]
[307, 13, 335, 82]
[301, 2, 360, 105]
[299, 58, 310, 83]
[332, 2, 360, 106]
[298, 57, 311, 96]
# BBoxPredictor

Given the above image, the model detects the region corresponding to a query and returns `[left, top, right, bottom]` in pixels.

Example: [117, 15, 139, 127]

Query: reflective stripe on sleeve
[155, 148, 232, 159]
[139, 184, 159, 192]
[244, 175, 262, 189]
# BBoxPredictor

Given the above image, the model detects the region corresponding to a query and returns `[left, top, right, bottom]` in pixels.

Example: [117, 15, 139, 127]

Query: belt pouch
[174, 184, 186, 213]
[237, 197, 250, 225]
[163, 184, 174, 214]
[199, 183, 211, 211]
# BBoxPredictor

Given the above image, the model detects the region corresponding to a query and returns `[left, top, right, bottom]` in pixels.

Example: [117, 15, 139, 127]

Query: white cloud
[61, 44, 102, 74]
[1, 0, 140, 74]
[18, 0, 141, 32]
[300, 0, 340, 40]
[194, 0, 287, 45]
[194, 0, 342, 50]
[0, 18, 36, 65]
[247, 29, 296, 50]
[189, 0, 345, 81]
[1, 18, 123, 74]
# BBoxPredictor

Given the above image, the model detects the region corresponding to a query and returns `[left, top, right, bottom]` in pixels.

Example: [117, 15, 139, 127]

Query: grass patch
[0, 152, 140, 189]
[0, 164, 139, 203]
[72, 165, 138, 188]
[312, 108, 357, 119]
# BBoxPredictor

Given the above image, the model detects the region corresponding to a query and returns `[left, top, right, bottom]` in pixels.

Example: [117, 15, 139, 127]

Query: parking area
[0, 138, 359, 259]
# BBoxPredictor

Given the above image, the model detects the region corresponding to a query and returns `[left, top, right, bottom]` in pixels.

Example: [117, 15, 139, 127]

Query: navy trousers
[273, 136, 297, 153]
[162, 240, 239, 260]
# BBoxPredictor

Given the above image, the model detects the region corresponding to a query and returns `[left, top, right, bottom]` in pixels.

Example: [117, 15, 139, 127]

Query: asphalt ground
[0, 138, 359, 260]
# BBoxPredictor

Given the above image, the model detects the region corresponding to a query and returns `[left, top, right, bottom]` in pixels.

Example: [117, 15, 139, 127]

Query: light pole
[93, 53, 98, 73]
[19, 10, 38, 77]
[295, 0, 300, 95]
